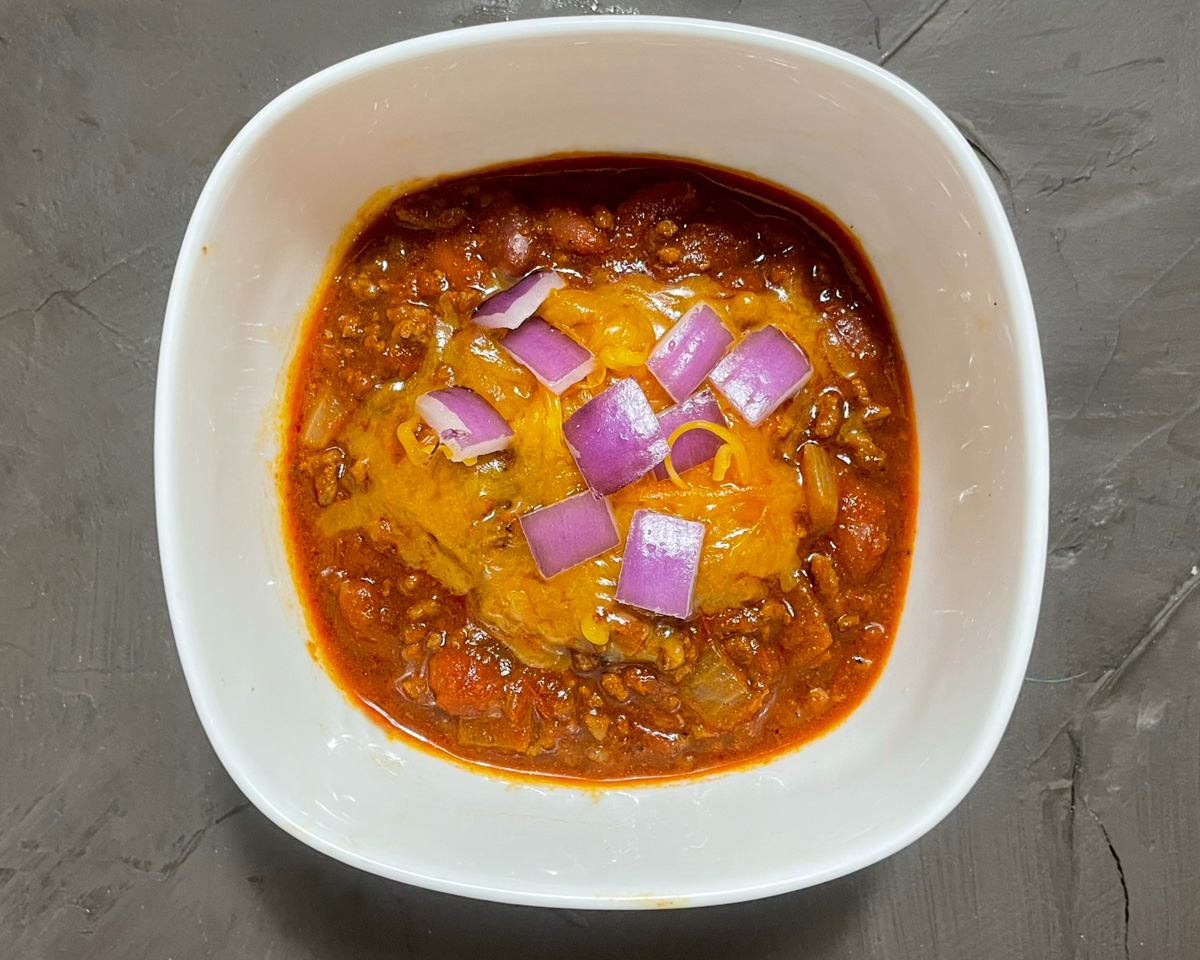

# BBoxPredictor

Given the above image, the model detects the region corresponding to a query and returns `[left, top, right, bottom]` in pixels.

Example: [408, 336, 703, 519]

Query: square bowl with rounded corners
[155, 16, 1048, 908]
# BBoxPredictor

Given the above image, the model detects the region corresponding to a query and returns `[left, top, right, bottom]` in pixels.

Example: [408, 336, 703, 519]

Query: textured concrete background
[1, 0, 1197, 956]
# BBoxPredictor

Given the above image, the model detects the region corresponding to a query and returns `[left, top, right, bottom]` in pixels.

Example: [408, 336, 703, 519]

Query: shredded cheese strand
[598, 345, 650, 369]
[396, 419, 435, 462]
[543, 387, 565, 455]
[712, 443, 734, 482]
[663, 419, 751, 489]
[580, 616, 612, 647]
[663, 454, 688, 490]
[583, 365, 608, 390]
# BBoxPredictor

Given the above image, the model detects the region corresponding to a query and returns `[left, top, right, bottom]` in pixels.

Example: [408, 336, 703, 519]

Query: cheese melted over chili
[281, 157, 916, 781]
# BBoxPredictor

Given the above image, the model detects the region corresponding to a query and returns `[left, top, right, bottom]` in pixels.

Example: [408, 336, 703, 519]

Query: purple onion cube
[414, 387, 514, 461]
[709, 325, 813, 426]
[646, 301, 734, 402]
[562, 378, 669, 496]
[472, 270, 567, 330]
[616, 509, 705, 620]
[519, 492, 620, 579]
[500, 318, 597, 394]
[652, 388, 728, 480]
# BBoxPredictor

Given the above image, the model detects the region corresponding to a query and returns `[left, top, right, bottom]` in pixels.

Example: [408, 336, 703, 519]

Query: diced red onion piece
[646, 301, 734, 401]
[500, 318, 597, 394]
[414, 387, 514, 462]
[709, 324, 813, 426]
[472, 270, 567, 330]
[562, 378, 669, 495]
[616, 509, 705, 619]
[519, 492, 620, 579]
[652, 388, 728, 480]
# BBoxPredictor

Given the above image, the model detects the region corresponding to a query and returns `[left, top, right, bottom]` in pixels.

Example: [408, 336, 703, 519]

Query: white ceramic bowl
[155, 17, 1048, 908]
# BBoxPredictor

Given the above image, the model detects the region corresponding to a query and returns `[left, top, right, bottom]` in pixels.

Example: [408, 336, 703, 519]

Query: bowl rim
[155, 14, 1049, 908]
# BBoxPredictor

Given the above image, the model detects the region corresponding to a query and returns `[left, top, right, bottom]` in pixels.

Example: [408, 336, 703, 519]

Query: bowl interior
[156, 18, 1046, 907]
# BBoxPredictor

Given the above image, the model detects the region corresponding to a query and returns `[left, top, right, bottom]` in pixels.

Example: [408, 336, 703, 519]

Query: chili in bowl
[281, 157, 917, 782]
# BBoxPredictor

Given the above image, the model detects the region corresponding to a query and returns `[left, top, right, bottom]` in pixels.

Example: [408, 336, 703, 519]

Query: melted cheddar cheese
[317, 274, 827, 668]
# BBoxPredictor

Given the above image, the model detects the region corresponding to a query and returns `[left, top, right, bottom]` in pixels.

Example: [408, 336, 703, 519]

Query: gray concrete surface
[1, 0, 1197, 956]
